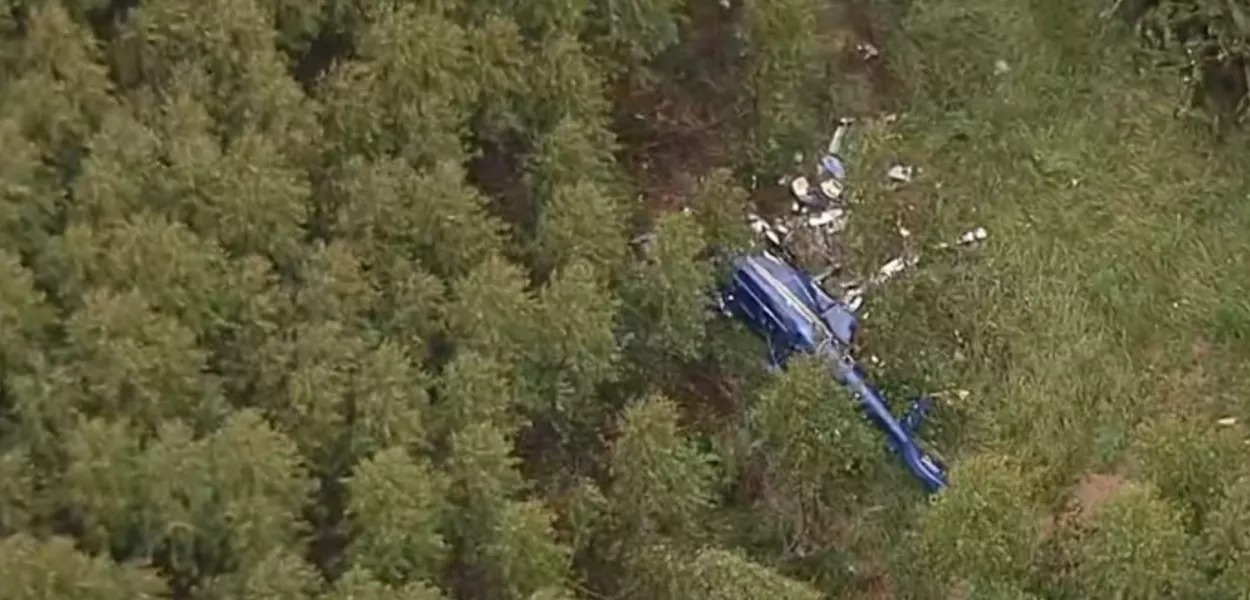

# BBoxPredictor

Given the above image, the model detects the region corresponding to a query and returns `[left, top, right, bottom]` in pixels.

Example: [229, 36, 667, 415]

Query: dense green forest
[2, 0, 1250, 598]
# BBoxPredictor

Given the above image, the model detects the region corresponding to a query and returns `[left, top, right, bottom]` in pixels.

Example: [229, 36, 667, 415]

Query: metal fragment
[856, 43, 881, 60]
[818, 178, 844, 202]
[828, 123, 851, 156]
[957, 226, 989, 245]
[790, 176, 813, 201]
[870, 253, 920, 285]
[819, 155, 847, 181]
[887, 164, 915, 183]
[807, 208, 847, 232]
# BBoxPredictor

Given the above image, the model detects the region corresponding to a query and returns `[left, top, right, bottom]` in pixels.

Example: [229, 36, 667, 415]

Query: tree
[917, 454, 1043, 594]
[523, 117, 624, 250]
[434, 351, 527, 441]
[606, 395, 717, 545]
[525, 117, 621, 204]
[751, 354, 882, 488]
[347, 446, 450, 585]
[0, 2, 116, 172]
[688, 168, 754, 265]
[622, 543, 823, 600]
[60, 417, 160, 558]
[0, 251, 52, 375]
[367, 254, 446, 362]
[0, 119, 59, 256]
[618, 212, 714, 382]
[443, 422, 572, 599]
[254, 320, 430, 474]
[523, 33, 612, 134]
[586, 0, 685, 74]
[0, 448, 33, 536]
[124, 0, 319, 153]
[0, 534, 166, 600]
[739, 0, 828, 178]
[533, 181, 628, 279]
[483, 499, 573, 599]
[290, 240, 377, 327]
[333, 158, 507, 279]
[177, 128, 311, 265]
[195, 548, 323, 600]
[680, 547, 823, 600]
[140, 411, 313, 587]
[1069, 482, 1199, 599]
[465, 15, 534, 141]
[38, 215, 232, 336]
[524, 259, 621, 429]
[445, 422, 526, 541]
[317, 3, 477, 167]
[53, 288, 225, 433]
[68, 109, 162, 227]
[443, 254, 538, 366]
[326, 567, 448, 600]
[749, 354, 883, 546]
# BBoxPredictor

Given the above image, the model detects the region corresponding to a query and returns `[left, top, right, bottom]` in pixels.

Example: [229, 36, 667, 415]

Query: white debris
[898, 226, 912, 238]
[790, 176, 812, 200]
[846, 294, 864, 312]
[630, 231, 657, 246]
[870, 253, 920, 285]
[828, 124, 851, 156]
[887, 163, 915, 183]
[747, 213, 769, 235]
[856, 43, 880, 60]
[1218, 417, 1238, 426]
[807, 208, 847, 232]
[819, 178, 844, 202]
[994, 59, 1011, 75]
[957, 226, 989, 245]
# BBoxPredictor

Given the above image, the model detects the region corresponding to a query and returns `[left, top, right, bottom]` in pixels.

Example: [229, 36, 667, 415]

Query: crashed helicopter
[717, 249, 949, 493]
[729, 120, 949, 492]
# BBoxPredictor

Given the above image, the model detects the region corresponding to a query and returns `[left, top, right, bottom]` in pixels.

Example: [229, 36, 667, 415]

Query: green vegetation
[1, 0, 1249, 598]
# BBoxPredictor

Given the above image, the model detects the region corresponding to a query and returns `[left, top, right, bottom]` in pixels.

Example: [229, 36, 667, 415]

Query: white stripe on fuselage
[749, 258, 831, 343]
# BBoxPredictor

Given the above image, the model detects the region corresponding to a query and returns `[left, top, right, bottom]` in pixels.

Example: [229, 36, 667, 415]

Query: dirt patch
[1070, 472, 1128, 517]
[820, 0, 908, 116]
[614, 81, 735, 214]
[1041, 471, 1129, 539]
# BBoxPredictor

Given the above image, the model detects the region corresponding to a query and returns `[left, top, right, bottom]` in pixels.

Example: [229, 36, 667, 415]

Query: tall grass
[838, 0, 1250, 496]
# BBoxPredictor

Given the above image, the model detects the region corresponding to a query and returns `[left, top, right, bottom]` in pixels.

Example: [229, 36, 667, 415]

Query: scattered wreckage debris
[856, 42, 881, 61]
[886, 163, 916, 184]
[746, 118, 991, 308]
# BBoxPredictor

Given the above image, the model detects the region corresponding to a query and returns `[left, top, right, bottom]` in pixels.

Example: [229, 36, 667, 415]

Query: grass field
[819, 0, 1249, 545]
